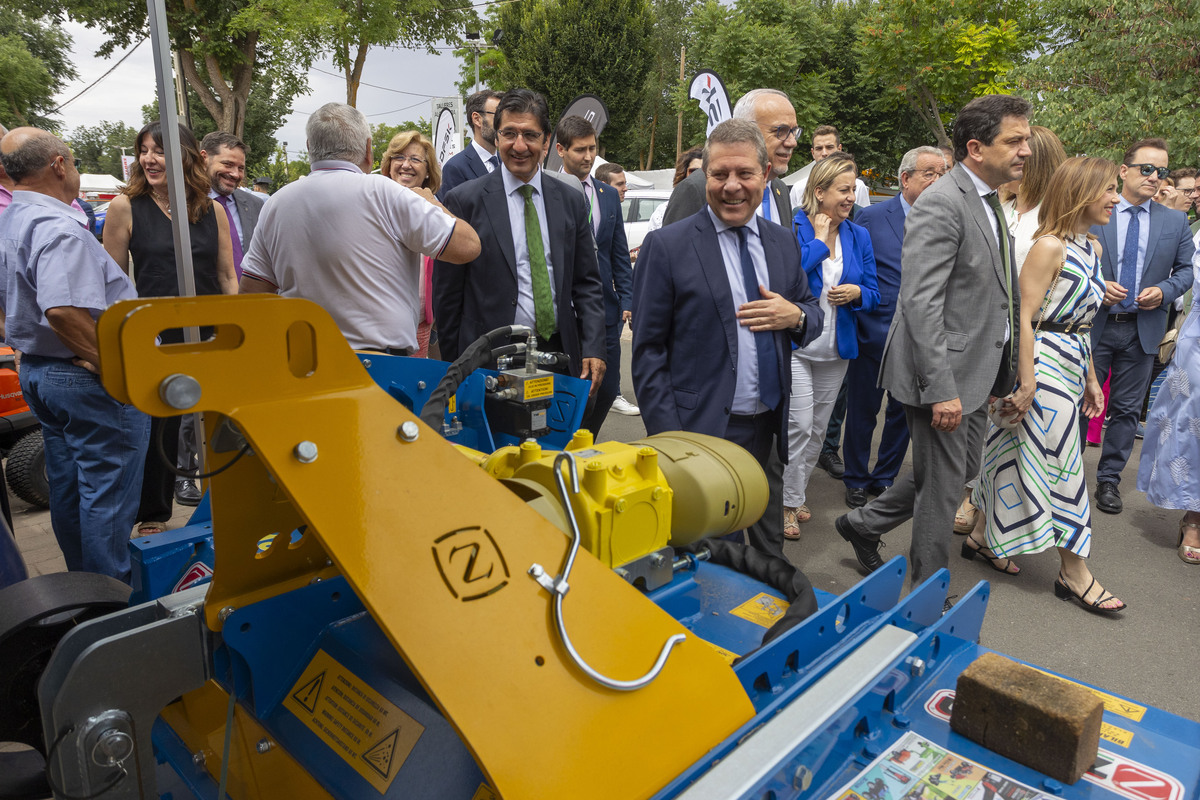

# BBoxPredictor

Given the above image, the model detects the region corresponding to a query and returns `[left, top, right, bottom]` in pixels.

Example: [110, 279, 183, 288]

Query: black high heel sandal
[960, 538, 1020, 575]
[1053, 572, 1126, 614]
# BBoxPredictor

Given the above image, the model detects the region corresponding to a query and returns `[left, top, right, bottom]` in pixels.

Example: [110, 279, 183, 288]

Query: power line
[310, 67, 441, 98]
[365, 99, 429, 117]
[53, 38, 147, 113]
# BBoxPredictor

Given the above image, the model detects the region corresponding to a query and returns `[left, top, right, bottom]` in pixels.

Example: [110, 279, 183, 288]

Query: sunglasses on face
[1128, 163, 1170, 179]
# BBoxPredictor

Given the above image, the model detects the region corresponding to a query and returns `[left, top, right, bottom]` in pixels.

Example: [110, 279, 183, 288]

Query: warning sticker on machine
[922, 689, 1135, 748]
[1030, 667, 1147, 722]
[523, 375, 554, 401]
[283, 650, 424, 793]
[729, 592, 790, 628]
[828, 731, 1052, 800]
[470, 785, 499, 800]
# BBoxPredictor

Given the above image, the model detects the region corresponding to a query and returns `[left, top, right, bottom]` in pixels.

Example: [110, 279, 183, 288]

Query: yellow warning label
[1032, 667, 1147, 722]
[523, 375, 554, 401]
[448, 393, 457, 413]
[697, 637, 739, 665]
[730, 592, 790, 628]
[1101, 722, 1134, 748]
[284, 650, 424, 793]
[471, 786, 499, 800]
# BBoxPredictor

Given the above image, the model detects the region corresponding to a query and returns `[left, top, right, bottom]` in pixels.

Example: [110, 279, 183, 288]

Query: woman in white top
[783, 153, 880, 536]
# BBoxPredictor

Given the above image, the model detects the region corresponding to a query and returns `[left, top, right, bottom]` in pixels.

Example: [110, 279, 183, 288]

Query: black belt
[1107, 312, 1138, 323]
[384, 346, 414, 356]
[1038, 321, 1091, 334]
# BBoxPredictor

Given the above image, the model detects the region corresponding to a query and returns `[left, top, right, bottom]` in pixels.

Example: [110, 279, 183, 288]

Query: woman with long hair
[646, 147, 703, 233]
[969, 156, 1125, 614]
[381, 130, 443, 357]
[783, 152, 879, 537]
[103, 121, 237, 535]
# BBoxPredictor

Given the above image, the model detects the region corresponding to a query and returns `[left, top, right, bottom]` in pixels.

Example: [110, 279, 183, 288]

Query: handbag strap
[1031, 235, 1067, 337]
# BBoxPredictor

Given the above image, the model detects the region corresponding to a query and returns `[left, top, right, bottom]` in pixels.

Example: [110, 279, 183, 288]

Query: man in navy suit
[438, 89, 502, 198]
[434, 89, 606, 392]
[1089, 137, 1194, 514]
[842, 146, 946, 508]
[633, 119, 822, 558]
[554, 116, 634, 434]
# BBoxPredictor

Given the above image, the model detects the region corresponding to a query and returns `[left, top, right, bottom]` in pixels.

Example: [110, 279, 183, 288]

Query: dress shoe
[845, 487, 868, 509]
[610, 395, 640, 416]
[835, 514, 883, 572]
[175, 479, 202, 507]
[817, 450, 845, 478]
[868, 484, 889, 498]
[1094, 481, 1122, 514]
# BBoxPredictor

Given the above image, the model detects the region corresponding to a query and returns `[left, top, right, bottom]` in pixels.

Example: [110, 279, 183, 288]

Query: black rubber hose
[419, 326, 532, 429]
[677, 539, 818, 648]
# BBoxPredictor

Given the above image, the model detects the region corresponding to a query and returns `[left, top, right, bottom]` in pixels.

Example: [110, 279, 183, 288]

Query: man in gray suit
[662, 88, 797, 227]
[657, 88, 799, 560]
[835, 95, 1032, 584]
[1089, 138, 1194, 514]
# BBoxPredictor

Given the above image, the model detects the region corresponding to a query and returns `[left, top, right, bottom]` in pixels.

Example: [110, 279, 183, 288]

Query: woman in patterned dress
[1137, 269, 1200, 565]
[969, 157, 1126, 613]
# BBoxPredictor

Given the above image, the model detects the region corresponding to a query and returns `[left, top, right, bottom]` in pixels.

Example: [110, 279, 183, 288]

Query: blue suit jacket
[853, 194, 905, 360]
[438, 145, 489, 199]
[632, 210, 823, 460]
[1089, 200, 1195, 354]
[592, 179, 633, 326]
[791, 210, 879, 360]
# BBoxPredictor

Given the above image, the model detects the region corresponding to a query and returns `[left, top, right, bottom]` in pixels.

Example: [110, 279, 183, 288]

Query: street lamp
[465, 29, 503, 94]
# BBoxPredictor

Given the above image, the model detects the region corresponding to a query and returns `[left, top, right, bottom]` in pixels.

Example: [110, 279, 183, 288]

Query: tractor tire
[6, 431, 49, 509]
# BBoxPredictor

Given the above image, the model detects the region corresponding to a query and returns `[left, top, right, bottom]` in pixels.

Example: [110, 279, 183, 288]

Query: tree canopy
[0, 8, 76, 129]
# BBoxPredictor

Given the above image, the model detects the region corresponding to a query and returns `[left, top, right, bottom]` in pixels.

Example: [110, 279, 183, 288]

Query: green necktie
[984, 192, 1016, 374]
[519, 184, 556, 340]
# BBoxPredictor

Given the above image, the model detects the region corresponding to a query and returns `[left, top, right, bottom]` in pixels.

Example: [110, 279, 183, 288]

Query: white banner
[121, 155, 136, 181]
[431, 96, 464, 167]
[688, 70, 733, 137]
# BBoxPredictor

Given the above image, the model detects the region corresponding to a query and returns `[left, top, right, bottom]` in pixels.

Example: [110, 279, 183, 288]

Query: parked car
[621, 189, 672, 258]
[91, 201, 110, 241]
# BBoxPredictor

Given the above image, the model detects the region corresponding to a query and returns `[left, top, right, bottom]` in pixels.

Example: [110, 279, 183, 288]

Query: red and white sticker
[1086, 752, 1183, 800]
[172, 561, 213, 593]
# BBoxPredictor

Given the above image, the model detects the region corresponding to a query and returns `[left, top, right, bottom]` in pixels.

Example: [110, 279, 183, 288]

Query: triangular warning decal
[362, 728, 399, 779]
[292, 671, 324, 714]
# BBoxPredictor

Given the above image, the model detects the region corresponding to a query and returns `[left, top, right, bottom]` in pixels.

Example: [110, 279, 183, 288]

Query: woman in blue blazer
[783, 153, 880, 537]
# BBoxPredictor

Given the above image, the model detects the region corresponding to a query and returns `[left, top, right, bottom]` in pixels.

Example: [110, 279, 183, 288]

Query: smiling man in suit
[555, 116, 634, 433]
[438, 90, 502, 198]
[434, 89, 606, 394]
[200, 131, 263, 278]
[633, 119, 822, 559]
[841, 146, 946, 508]
[662, 89, 798, 227]
[836, 95, 1031, 584]
[1088, 138, 1194, 514]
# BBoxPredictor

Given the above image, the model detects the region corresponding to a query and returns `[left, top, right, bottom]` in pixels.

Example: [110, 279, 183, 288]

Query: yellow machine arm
[96, 296, 755, 800]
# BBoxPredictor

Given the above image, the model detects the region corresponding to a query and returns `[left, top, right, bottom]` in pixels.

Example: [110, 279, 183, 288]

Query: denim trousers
[20, 355, 151, 582]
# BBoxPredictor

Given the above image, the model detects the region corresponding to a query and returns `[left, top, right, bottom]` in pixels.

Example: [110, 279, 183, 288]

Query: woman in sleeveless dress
[969, 157, 1126, 614]
[1137, 268, 1200, 565]
[103, 122, 237, 535]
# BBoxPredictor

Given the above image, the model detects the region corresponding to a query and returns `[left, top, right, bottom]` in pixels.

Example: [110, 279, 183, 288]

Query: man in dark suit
[438, 90, 502, 198]
[434, 89, 606, 394]
[633, 119, 822, 559]
[554, 116, 634, 433]
[661, 88, 797, 227]
[1089, 137, 1195, 514]
[837, 95, 1032, 584]
[842, 146, 946, 508]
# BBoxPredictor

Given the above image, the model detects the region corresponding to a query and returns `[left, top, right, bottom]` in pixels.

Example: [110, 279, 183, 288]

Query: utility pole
[676, 46, 686, 162]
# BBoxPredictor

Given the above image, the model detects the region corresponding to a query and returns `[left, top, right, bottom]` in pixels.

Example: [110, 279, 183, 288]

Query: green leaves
[0, 8, 77, 129]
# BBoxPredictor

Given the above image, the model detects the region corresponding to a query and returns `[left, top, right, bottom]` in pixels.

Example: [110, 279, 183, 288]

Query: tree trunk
[176, 5, 257, 137]
[346, 40, 369, 107]
[908, 85, 950, 149]
[646, 109, 657, 170]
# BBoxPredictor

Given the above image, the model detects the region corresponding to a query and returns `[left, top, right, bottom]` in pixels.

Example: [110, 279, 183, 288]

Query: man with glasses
[0, 128, 150, 582]
[662, 88, 799, 227]
[1088, 138, 1195, 514]
[841, 146, 946, 509]
[434, 89, 607, 396]
[439, 89, 502, 198]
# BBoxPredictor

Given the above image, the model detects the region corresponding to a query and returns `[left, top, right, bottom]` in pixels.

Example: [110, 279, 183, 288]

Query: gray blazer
[1089, 201, 1194, 355]
[231, 188, 265, 249]
[879, 164, 1018, 412]
[661, 168, 792, 227]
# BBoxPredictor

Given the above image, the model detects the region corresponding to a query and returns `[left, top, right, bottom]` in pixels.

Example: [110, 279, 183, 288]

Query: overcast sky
[54, 20, 469, 166]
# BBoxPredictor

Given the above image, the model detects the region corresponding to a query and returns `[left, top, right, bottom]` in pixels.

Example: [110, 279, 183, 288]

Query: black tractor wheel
[6, 430, 49, 509]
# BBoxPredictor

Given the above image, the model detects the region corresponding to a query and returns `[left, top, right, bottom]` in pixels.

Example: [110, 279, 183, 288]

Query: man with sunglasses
[1089, 138, 1195, 514]
[434, 89, 606, 395]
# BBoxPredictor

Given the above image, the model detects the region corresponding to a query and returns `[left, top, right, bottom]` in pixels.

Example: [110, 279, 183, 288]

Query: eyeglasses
[391, 154, 426, 167]
[1128, 163, 1170, 179]
[764, 125, 801, 142]
[497, 128, 544, 144]
[917, 168, 946, 180]
[1183, 187, 1200, 196]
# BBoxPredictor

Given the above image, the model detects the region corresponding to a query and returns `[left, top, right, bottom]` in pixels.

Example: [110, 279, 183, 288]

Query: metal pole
[147, 0, 207, 476]
[676, 45, 686, 161]
[474, 45, 480, 94]
[172, 50, 191, 129]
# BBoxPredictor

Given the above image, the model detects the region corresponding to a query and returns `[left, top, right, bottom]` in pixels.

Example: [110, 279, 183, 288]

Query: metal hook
[526, 451, 685, 691]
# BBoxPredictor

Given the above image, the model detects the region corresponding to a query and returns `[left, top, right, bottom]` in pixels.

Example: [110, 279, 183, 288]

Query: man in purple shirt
[0, 128, 150, 582]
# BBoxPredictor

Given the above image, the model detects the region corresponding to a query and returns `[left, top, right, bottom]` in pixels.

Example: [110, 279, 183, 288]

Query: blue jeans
[20, 356, 150, 582]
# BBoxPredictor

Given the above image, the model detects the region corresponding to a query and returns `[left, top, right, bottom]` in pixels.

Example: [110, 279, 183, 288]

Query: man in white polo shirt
[239, 103, 481, 353]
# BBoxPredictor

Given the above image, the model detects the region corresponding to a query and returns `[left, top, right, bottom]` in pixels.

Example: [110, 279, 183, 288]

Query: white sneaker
[611, 396, 641, 416]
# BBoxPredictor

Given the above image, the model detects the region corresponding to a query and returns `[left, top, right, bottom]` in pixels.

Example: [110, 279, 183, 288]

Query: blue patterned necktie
[488, 154, 500, 171]
[735, 227, 782, 409]
[1117, 205, 1143, 311]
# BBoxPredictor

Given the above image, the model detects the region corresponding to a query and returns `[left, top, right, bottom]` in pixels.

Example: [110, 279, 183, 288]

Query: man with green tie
[434, 89, 606, 394]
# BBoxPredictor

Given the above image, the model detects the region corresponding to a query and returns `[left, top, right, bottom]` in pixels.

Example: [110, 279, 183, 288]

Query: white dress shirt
[708, 208, 770, 414]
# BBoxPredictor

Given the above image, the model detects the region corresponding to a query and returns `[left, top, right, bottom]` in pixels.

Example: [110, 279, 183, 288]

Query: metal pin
[294, 441, 318, 463]
[398, 421, 420, 442]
